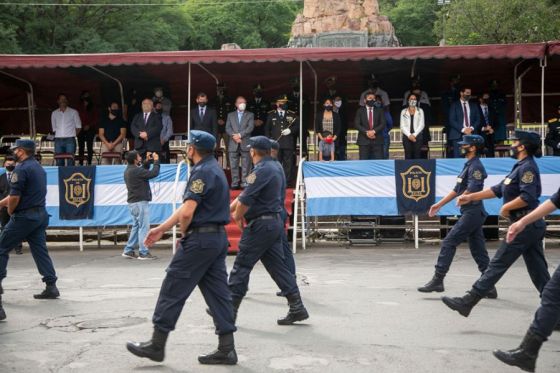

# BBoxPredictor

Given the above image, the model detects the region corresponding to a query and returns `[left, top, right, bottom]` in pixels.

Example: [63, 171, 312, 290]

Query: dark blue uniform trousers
[472, 219, 550, 297]
[530, 264, 560, 339]
[435, 208, 490, 275]
[229, 217, 299, 299]
[281, 228, 296, 276]
[0, 208, 57, 284]
[152, 232, 236, 335]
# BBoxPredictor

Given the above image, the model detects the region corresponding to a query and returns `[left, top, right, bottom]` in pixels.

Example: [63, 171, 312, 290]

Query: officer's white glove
[281, 128, 291, 136]
[557, 143, 560, 149]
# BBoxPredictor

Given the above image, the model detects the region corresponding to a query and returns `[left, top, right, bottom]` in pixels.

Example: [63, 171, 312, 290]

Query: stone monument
[288, 0, 399, 48]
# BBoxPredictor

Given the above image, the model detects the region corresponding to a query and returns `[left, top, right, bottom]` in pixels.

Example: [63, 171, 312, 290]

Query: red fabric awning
[0, 42, 551, 69]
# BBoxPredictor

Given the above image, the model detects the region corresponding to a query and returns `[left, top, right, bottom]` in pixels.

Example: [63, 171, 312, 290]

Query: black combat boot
[442, 290, 482, 317]
[418, 272, 445, 293]
[0, 283, 5, 321]
[126, 327, 168, 362]
[493, 329, 545, 372]
[198, 333, 238, 365]
[33, 284, 60, 299]
[486, 286, 498, 299]
[277, 293, 309, 325]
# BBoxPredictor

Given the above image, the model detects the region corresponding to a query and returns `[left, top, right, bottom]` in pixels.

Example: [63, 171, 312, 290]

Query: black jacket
[354, 106, 386, 146]
[265, 110, 300, 150]
[315, 111, 341, 138]
[190, 106, 218, 139]
[130, 111, 163, 153]
[124, 161, 160, 203]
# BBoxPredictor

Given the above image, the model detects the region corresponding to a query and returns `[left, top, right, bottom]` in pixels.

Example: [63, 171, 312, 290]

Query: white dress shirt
[51, 107, 82, 138]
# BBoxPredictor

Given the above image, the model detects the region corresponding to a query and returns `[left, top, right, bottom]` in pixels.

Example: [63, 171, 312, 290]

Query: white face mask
[409, 100, 417, 107]
[334, 100, 342, 108]
[238, 103, 246, 111]
[155, 90, 163, 98]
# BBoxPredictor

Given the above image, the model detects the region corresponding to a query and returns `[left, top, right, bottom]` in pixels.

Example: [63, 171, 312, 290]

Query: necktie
[279, 111, 284, 119]
[368, 108, 373, 130]
[463, 102, 469, 127]
[144, 112, 148, 124]
[7, 173, 11, 182]
[200, 108, 204, 119]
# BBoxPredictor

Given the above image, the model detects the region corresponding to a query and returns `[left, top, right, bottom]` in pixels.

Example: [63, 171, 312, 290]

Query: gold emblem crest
[190, 179, 205, 194]
[521, 171, 534, 184]
[246, 173, 256, 184]
[64, 172, 92, 208]
[10, 172, 18, 183]
[473, 170, 482, 180]
[504, 177, 512, 185]
[400, 165, 432, 202]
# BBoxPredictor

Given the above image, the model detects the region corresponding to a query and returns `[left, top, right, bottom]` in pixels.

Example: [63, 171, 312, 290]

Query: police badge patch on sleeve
[246, 173, 256, 184]
[521, 171, 534, 184]
[190, 179, 205, 194]
[473, 170, 482, 180]
[10, 172, 18, 183]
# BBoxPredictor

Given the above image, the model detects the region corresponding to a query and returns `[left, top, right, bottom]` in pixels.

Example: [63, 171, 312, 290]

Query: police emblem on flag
[64, 172, 92, 208]
[400, 165, 432, 202]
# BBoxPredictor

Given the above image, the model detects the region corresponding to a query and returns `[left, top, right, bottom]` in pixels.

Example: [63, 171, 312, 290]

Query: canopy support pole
[292, 157, 305, 254]
[0, 70, 36, 137]
[540, 57, 547, 154]
[86, 66, 125, 118]
[187, 62, 192, 137]
[299, 61, 303, 162]
[305, 61, 318, 159]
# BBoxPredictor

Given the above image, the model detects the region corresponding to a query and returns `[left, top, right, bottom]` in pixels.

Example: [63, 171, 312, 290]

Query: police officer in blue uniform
[228, 136, 308, 325]
[0, 140, 60, 321]
[126, 130, 237, 365]
[491, 187, 560, 372]
[270, 139, 297, 296]
[442, 130, 550, 317]
[419, 135, 495, 297]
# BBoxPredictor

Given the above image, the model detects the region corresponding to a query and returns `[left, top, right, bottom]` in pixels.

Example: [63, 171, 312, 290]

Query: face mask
[155, 91, 163, 98]
[254, 91, 262, 98]
[238, 103, 246, 111]
[5, 165, 15, 172]
[366, 100, 375, 107]
[13, 151, 21, 162]
[463, 95, 471, 101]
[293, 86, 300, 93]
[374, 101, 383, 108]
[409, 100, 417, 107]
[510, 146, 521, 159]
[198, 102, 207, 108]
[460, 147, 470, 157]
[156, 108, 163, 114]
[334, 100, 342, 108]
[280, 104, 288, 111]
[324, 105, 333, 111]
[110, 109, 120, 116]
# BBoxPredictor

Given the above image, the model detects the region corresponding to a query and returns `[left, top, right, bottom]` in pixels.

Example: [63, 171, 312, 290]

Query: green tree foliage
[383, 0, 440, 46]
[438, 0, 560, 45]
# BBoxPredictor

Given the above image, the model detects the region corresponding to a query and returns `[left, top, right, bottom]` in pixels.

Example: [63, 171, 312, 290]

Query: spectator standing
[130, 99, 163, 158]
[152, 87, 172, 116]
[333, 96, 348, 160]
[400, 93, 425, 160]
[354, 91, 386, 160]
[99, 102, 127, 164]
[155, 101, 173, 164]
[77, 91, 98, 165]
[247, 84, 270, 137]
[226, 96, 254, 189]
[488, 80, 507, 144]
[359, 74, 390, 109]
[478, 93, 495, 157]
[545, 104, 560, 156]
[447, 87, 481, 158]
[51, 93, 81, 166]
[122, 151, 160, 260]
[190, 93, 218, 139]
[315, 98, 341, 162]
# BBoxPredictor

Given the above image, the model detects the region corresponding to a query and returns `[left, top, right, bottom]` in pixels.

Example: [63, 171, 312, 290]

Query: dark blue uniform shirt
[550, 187, 560, 209]
[9, 156, 46, 212]
[182, 156, 230, 227]
[238, 156, 283, 221]
[491, 156, 541, 211]
[272, 158, 288, 220]
[454, 157, 487, 209]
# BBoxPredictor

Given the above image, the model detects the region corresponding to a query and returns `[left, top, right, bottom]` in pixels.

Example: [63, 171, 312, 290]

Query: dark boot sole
[442, 297, 471, 317]
[277, 311, 309, 325]
[33, 294, 59, 299]
[198, 358, 238, 365]
[492, 350, 535, 372]
[417, 286, 444, 293]
[126, 343, 164, 362]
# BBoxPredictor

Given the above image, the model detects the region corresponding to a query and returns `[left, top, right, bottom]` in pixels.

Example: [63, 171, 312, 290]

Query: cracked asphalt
[1, 241, 559, 372]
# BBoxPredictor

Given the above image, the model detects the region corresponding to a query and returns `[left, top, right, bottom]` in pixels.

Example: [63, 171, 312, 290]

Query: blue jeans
[54, 137, 76, 166]
[124, 201, 150, 255]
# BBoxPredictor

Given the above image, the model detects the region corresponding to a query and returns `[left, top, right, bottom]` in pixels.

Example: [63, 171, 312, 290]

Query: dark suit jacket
[130, 111, 163, 153]
[353, 106, 386, 146]
[448, 100, 481, 140]
[0, 173, 11, 226]
[265, 110, 300, 150]
[190, 106, 218, 139]
[315, 111, 341, 139]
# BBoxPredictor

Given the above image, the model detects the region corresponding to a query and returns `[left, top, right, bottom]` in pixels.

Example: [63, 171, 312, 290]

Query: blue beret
[458, 134, 485, 147]
[269, 139, 280, 151]
[11, 139, 35, 152]
[187, 130, 216, 150]
[247, 136, 272, 151]
[509, 130, 541, 146]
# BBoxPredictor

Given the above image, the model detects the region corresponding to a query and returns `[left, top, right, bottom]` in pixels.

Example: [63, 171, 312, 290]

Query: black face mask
[254, 91, 262, 98]
[460, 147, 471, 157]
[5, 165, 15, 172]
[156, 109, 163, 114]
[463, 95, 471, 101]
[510, 145, 522, 159]
[366, 100, 375, 107]
[280, 104, 289, 111]
[110, 109, 121, 117]
[293, 86, 300, 93]
[324, 105, 333, 111]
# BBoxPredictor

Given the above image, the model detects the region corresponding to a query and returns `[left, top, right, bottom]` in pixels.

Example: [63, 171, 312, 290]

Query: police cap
[246, 136, 272, 151]
[187, 130, 216, 151]
[10, 139, 35, 153]
[509, 130, 541, 147]
[458, 134, 485, 147]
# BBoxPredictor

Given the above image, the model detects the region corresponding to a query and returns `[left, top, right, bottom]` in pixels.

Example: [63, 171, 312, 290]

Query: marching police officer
[418, 135, 495, 297]
[265, 95, 299, 187]
[247, 83, 270, 137]
[228, 136, 308, 325]
[0, 140, 60, 321]
[544, 104, 560, 155]
[493, 188, 560, 372]
[126, 130, 237, 365]
[270, 139, 297, 296]
[442, 130, 550, 317]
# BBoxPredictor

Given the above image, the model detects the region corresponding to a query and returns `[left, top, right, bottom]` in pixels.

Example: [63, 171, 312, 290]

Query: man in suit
[354, 91, 386, 160]
[0, 156, 22, 255]
[190, 93, 218, 139]
[544, 104, 560, 156]
[214, 83, 234, 168]
[265, 95, 299, 187]
[478, 93, 495, 157]
[447, 87, 481, 158]
[247, 84, 269, 137]
[130, 98, 163, 158]
[226, 97, 255, 189]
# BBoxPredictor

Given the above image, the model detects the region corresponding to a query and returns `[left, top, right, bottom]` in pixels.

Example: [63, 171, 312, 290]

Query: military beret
[187, 130, 216, 150]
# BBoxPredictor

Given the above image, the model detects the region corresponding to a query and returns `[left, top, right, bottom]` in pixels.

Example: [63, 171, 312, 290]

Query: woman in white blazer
[400, 93, 425, 159]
